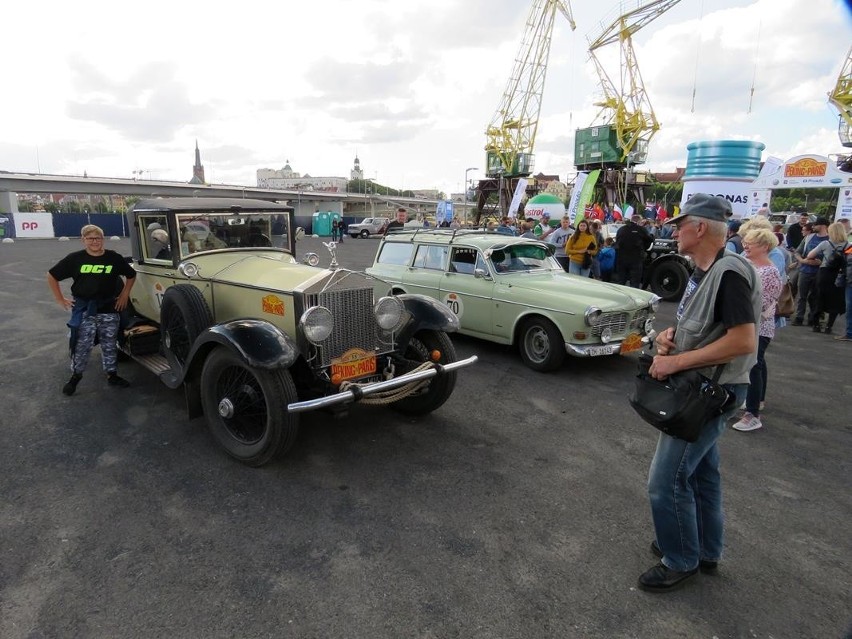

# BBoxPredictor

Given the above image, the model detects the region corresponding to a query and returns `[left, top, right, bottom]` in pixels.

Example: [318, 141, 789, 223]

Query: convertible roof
[131, 197, 293, 213]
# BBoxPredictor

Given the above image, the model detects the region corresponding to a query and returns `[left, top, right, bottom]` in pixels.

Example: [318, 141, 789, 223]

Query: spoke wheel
[391, 330, 458, 416]
[201, 348, 299, 466]
[160, 285, 213, 376]
[650, 261, 690, 301]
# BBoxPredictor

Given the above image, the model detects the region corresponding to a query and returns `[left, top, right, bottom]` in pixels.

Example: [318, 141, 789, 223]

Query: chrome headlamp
[300, 306, 334, 343]
[374, 296, 405, 331]
[648, 294, 661, 312]
[584, 306, 603, 327]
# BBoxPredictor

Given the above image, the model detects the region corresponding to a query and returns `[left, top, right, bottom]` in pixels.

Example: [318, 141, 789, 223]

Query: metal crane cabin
[574, 0, 681, 207]
[828, 45, 852, 152]
[476, 0, 575, 221]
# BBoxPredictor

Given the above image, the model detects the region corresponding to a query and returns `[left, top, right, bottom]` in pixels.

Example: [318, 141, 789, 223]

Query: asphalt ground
[1, 234, 849, 639]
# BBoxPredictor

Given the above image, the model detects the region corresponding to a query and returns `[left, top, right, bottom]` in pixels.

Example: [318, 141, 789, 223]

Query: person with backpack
[725, 220, 743, 254]
[806, 222, 849, 334]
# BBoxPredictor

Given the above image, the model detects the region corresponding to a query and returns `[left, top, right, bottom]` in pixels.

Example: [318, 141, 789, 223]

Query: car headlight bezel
[648, 294, 661, 312]
[584, 306, 603, 326]
[374, 296, 405, 331]
[300, 305, 334, 344]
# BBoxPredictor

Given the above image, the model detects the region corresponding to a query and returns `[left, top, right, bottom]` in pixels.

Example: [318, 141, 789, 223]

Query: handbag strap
[710, 364, 725, 383]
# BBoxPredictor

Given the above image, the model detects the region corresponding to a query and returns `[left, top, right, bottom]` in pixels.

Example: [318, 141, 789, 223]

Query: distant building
[350, 155, 364, 181]
[257, 159, 347, 192]
[651, 167, 685, 184]
[190, 140, 205, 184]
[533, 172, 567, 201]
[411, 189, 441, 200]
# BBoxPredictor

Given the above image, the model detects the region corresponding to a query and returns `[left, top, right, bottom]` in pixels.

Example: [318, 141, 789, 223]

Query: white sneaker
[732, 412, 763, 432]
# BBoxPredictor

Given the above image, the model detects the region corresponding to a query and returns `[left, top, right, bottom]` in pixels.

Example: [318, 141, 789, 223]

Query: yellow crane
[576, 0, 681, 169]
[828, 45, 852, 148]
[484, 0, 576, 178]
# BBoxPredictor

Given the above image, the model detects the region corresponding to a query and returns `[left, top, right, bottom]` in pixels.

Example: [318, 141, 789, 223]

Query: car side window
[140, 215, 171, 262]
[450, 247, 479, 275]
[413, 245, 448, 271]
[377, 242, 414, 266]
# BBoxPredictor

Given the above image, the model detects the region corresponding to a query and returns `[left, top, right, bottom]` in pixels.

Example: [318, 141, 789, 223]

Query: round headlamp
[374, 296, 404, 331]
[648, 294, 661, 312]
[584, 306, 603, 326]
[300, 306, 334, 344]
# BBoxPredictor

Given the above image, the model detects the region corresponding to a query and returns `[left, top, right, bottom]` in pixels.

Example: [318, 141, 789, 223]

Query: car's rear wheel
[360, 229, 370, 238]
[649, 260, 690, 302]
[200, 347, 300, 466]
[160, 285, 213, 376]
[391, 330, 458, 415]
[519, 317, 565, 372]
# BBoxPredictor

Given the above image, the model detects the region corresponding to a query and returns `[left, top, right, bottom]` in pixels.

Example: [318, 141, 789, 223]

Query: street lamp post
[464, 167, 478, 225]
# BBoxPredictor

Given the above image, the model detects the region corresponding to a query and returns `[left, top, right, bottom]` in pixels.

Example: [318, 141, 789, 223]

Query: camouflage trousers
[71, 313, 120, 374]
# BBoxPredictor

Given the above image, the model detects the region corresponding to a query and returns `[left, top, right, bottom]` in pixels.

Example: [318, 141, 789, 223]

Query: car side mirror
[474, 268, 491, 280]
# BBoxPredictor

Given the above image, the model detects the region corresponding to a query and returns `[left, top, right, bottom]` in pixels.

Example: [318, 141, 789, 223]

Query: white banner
[507, 178, 527, 218]
[681, 180, 753, 219]
[747, 189, 773, 217]
[566, 172, 588, 223]
[13, 212, 55, 238]
[837, 186, 852, 221]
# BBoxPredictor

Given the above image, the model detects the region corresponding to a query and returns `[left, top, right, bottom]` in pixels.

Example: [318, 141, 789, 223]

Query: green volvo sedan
[366, 229, 659, 371]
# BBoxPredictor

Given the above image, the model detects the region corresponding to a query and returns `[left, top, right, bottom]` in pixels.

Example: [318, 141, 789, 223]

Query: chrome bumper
[287, 355, 478, 413]
[565, 331, 656, 358]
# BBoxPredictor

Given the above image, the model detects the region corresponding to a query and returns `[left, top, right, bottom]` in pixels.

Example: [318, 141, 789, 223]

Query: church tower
[350, 155, 364, 181]
[190, 140, 206, 184]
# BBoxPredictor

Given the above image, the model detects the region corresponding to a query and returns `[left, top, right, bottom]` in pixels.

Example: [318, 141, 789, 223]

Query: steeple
[190, 139, 205, 184]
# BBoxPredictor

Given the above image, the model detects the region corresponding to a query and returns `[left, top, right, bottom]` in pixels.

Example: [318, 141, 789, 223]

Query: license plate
[331, 349, 377, 382]
[586, 344, 617, 357]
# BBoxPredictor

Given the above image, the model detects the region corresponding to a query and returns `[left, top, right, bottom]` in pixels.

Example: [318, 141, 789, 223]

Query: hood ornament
[322, 241, 339, 269]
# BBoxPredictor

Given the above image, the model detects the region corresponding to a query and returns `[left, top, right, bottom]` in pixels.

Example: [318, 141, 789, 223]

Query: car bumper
[565, 331, 656, 358]
[287, 354, 478, 413]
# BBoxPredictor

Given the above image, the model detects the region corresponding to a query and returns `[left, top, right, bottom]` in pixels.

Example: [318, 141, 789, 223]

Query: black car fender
[395, 294, 460, 344]
[168, 319, 300, 419]
[646, 252, 692, 274]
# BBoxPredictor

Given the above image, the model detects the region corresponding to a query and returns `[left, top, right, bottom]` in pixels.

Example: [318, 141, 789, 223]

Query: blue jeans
[647, 383, 748, 572]
[846, 286, 852, 338]
[568, 261, 591, 277]
[745, 336, 770, 416]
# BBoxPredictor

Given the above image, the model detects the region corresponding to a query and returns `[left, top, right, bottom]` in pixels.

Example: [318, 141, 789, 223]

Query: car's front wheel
[391, 330, 458, 415]
[200, 347, 300, 466]
[519, 317, 565, 372]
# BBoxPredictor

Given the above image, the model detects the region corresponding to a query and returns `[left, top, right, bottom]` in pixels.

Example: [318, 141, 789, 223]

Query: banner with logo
[507, 178, 527, 218]
[566, 172, 587, 223]
[573, 169, 600, 223]
[13, 212, 54, 238]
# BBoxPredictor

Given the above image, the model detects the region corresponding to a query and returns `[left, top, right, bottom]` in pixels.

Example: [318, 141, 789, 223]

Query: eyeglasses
[84, 236, 104, 241]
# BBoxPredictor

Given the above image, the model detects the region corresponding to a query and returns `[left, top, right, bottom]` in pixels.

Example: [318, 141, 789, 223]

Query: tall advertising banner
[566, 172, 587, 223]
[573, 169, 600, 223]
[14, 212, 54, 238]
[837, 187, 852, 222]
[507, 178, 527, 218]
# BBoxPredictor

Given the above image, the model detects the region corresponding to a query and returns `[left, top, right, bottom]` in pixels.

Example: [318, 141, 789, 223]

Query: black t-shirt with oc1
[49, 249, 136, 310]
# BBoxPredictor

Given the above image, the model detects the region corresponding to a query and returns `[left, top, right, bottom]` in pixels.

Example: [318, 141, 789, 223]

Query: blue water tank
[683, 140, 766, 180]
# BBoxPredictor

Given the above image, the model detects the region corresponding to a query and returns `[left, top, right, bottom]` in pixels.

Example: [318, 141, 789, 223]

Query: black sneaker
[107, 372, 130, 388]
[651, 540, 718, 574]
[62, 373, 82, 396]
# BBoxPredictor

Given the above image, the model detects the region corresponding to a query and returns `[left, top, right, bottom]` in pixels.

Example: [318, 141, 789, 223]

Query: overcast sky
[2, 0, 850, 196]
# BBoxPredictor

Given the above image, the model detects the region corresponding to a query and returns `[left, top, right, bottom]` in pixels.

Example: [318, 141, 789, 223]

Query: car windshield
[488, 244, 558, 273]
[176, 213, 287, 256]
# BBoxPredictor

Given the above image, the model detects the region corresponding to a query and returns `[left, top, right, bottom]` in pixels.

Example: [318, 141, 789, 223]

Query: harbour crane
[476, 0, 575, 221]
[574, 0, 681, 207]
[828, 45, 852, 149]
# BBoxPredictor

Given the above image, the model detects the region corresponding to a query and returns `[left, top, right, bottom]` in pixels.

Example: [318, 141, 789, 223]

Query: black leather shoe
[638, 562, 698, 592]
[651, 541, 718, 574]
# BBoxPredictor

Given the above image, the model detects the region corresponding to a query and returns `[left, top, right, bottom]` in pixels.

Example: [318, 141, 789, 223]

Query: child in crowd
[598, 237, 616, 282]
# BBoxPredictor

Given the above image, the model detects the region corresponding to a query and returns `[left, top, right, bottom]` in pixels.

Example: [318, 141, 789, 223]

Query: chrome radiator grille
[591, 308, 651, 337]
[304, 287, 385, 368]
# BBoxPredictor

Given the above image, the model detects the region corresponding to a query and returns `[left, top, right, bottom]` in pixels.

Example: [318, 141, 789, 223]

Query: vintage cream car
[123, 198, 475, 466]
[366, 229, 659, 371]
